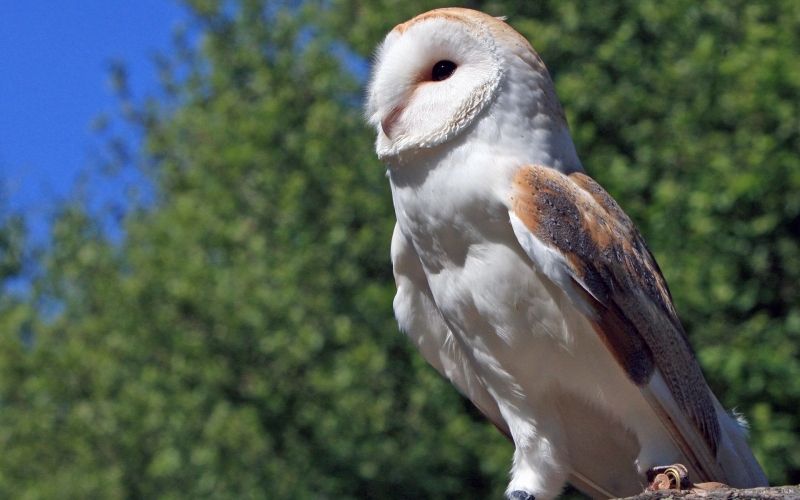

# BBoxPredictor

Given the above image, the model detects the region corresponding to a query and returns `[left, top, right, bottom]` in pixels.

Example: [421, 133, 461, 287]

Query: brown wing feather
[510, 164, 721, 459]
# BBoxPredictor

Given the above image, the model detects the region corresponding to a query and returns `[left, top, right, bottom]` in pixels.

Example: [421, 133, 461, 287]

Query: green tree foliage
[0, 0, 798, 497]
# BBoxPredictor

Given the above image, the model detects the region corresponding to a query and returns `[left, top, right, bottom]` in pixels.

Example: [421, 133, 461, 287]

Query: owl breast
[388, 144, 674, 494]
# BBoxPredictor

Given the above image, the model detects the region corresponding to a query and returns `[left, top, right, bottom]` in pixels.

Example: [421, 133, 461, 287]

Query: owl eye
[431, 60, 457, 81]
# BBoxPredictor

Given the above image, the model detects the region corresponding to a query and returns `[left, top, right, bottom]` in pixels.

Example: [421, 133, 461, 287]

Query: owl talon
[508, 491, 535, 500]
[645, 463, 691, 491]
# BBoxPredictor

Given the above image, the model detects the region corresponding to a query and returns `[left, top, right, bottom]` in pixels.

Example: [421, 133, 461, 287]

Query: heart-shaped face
[365, 10, 501, 159]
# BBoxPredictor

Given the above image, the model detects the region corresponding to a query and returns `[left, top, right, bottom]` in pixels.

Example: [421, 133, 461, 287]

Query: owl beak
[380, 105, 404, 140]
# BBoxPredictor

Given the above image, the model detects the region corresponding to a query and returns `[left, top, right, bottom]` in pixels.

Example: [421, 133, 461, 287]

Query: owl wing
[508, 164, 726, 484]
[391, 223, 511, 439]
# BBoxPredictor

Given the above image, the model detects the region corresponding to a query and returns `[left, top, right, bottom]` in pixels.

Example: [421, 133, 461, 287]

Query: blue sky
[0, 1, 188, 244]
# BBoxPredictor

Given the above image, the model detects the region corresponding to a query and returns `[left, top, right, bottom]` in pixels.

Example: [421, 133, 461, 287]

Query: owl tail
[713, 396, 769, 488]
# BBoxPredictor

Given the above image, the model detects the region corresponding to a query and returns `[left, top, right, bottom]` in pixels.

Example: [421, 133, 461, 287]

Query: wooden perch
[618, 485, 800, 500]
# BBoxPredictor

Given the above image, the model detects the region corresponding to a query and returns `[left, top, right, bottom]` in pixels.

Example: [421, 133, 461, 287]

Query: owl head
[366, 8, 582, 174]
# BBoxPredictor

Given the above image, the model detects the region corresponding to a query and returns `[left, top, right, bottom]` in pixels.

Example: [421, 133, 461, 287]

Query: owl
[365, 8, 768, 500]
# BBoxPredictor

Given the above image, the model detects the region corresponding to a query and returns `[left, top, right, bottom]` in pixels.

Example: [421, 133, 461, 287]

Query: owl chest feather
[389, 152, 578, 360]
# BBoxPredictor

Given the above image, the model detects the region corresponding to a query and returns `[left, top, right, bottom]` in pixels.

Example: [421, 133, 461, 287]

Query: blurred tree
[0, 0, 798, 498]
[0, 1, 509, 498]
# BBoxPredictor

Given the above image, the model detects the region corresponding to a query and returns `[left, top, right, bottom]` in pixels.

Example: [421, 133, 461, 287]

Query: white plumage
[366, 8, 768, 500]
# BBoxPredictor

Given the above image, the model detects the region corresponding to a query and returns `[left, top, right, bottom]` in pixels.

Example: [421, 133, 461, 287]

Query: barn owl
[365, 7, 768, 500]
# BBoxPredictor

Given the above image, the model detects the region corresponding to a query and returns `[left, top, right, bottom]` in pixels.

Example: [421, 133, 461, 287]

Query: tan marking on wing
[510, 165, 721, 460]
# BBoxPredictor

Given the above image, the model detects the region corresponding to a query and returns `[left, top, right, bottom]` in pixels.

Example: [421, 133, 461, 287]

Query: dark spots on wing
[513, 166, 658, 383]
[567, 172, 681, 328]
[573, 281, 655, 385]
[512, 165, 721, 454]
[535, 188, 611, 301]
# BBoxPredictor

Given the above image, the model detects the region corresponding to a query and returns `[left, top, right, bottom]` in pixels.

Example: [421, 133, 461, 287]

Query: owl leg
[500, 400, 569, 500]
[633, 415, 683, 477]
[644, 464, 691, 491]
